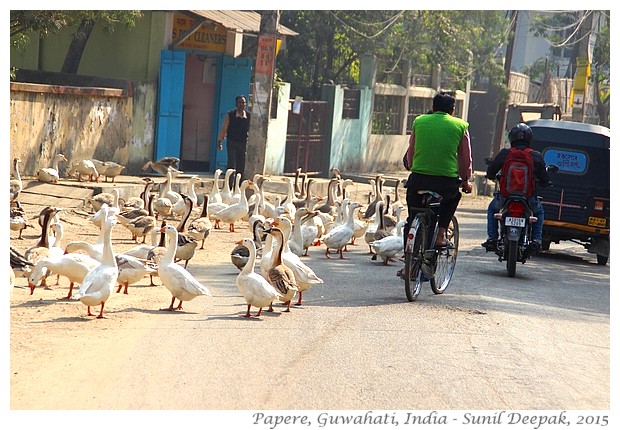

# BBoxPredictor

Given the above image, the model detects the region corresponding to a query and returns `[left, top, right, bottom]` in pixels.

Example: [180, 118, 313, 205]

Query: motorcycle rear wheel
[506, 239, 518, 277]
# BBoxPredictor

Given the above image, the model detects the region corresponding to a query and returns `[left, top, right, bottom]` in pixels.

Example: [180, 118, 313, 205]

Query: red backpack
[499, 147, 535, 197]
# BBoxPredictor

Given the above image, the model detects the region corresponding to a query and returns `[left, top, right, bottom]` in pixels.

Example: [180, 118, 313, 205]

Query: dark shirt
[227, 110, 250, 143]
[486, 143, 550, 192]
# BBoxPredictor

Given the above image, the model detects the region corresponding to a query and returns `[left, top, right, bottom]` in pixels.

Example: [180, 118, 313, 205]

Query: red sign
[255, 35, 276, 75]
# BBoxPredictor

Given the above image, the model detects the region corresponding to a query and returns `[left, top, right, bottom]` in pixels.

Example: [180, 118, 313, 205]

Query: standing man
[402, 92, 473, 258]
[218, 95, 250, 187]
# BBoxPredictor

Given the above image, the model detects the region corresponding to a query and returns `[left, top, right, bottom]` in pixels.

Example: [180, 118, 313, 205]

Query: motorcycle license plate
[505, 216, 526, 227]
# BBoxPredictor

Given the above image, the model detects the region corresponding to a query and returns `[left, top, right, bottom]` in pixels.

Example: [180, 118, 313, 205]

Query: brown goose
[230, 218, 266, 271]
[186, 194, 212, 250]
[142, 157, 181, 176]
[125, 192, 157, 243]
[173, 194, 199, 268]
[24, 207, 63, 287]
[266, 227, 299, 312]
[10, 158, 23, 202]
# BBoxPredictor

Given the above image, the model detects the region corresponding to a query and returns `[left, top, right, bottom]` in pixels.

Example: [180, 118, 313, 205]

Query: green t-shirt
[411, 112, 469, 178]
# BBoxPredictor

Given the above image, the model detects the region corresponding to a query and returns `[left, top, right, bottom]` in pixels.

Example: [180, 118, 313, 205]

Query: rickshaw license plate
[505, 217, 526, 227]
[588, 217, 607, 227]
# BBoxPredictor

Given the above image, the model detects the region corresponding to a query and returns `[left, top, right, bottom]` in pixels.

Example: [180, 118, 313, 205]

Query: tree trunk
[60, 18, 95, 74]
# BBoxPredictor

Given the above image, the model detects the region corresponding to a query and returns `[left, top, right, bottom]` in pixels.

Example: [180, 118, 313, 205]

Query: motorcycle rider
[482, 123, 549, 258]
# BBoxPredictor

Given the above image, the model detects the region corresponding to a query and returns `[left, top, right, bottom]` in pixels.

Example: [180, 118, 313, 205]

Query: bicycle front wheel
[430, 216, 459, 294]
[405, 215, 427, 302]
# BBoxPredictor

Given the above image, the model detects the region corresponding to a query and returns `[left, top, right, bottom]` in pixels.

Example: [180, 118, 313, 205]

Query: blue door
[211, 56, 253, 171]
[155, 50, 186, 161]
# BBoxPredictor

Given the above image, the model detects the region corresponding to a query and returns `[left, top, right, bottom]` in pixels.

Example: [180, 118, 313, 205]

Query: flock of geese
[10, 157, 408, 319]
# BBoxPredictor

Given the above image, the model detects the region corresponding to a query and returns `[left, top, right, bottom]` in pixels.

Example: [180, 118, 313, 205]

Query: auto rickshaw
[526, 119, 610, 265]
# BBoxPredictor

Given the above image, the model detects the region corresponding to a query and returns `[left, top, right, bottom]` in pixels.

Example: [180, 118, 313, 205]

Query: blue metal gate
[155, 50, 186, 161]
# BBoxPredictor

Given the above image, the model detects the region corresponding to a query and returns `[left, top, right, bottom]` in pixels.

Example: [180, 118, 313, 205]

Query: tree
[11, 11, 142, 74]
[592, 12, 610, 127]
[278, 11, 510, 99]
[529, 10, 610, 126]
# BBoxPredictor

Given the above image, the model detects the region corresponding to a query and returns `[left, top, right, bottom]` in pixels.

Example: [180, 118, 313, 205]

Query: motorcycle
[485, 161, 558, 277]
[493, 194, 538, 277]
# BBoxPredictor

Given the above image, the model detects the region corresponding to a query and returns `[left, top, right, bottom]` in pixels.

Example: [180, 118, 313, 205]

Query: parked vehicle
[526, 119, 610, 265]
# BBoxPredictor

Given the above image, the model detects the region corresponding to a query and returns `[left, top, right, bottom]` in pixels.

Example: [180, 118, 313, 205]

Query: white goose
[271, 217, 324, 306]
[322, 200, 360, 259]
[90, 188, 120, 213]
[247, 191, 266, 227]
[67, 159, 100, 182]
[300, 209, 321, 256]
[289, 207, 318, 257]
[229, 173, 243, 204]
[99, 161, 125, 182]
[280, 177, 297, 220]
[369, 219, 405, 265]
[220, 169, 235, 204]
[161, 168, 182, 204]
[72, 207, 119, 318]
[28, 253, 100, 299]
[115, 254, 158, 294]
[209, 168, 223, 204]
[157, 224, 212, 311]
[36, 153, 68, 183]
[235, 237, 282, 318]
[170, 174, 199, 216]
[254, 176, 278, 220]
[212, 180, 253, 232]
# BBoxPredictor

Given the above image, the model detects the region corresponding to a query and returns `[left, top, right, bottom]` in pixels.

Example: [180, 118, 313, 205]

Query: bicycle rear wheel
[430, 216, 459, 294]
[405, 215, 427, 302]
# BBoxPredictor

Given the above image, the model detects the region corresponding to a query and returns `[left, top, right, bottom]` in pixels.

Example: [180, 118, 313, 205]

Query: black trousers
[403, 172, 462, 249]
[226, 139, 246, 187]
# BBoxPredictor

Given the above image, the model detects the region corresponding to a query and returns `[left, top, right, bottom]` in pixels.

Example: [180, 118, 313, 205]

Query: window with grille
[342, 88, 360, 119]
[406, 97, 433, 133]
[372, 95, 402, 135]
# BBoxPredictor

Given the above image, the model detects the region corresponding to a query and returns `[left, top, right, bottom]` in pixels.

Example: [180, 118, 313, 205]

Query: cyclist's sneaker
[481, 238, 497, 252]
[396, 266, 428, 282]
[522, 241, 541, 259]
[435, 239, 454, 249]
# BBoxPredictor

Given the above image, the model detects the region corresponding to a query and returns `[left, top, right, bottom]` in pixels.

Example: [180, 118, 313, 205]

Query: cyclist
[399, 92, 473, 277]
[482, 123, 549, 258]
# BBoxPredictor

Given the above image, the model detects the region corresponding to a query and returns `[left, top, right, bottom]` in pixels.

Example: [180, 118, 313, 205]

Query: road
[8, 193, 610, 428]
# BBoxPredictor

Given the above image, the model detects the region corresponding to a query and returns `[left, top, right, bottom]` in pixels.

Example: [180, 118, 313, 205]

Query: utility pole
[572, 11, 594, 123]
[491, 10, 517, 157]
[245, 10, 280, 180]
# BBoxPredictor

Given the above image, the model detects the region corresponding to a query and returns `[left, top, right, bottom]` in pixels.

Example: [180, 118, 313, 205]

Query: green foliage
[521, 57, 564, 82]
[279, 10, 510, 99]
[10, 11, 142, 49]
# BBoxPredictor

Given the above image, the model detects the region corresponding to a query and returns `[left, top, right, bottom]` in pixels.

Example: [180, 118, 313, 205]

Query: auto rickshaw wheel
[541, 240, 551, 251]
[596, 254, 608, 265]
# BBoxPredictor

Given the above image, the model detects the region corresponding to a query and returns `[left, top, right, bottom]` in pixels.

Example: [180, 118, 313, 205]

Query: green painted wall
[10, 11, 167, 82]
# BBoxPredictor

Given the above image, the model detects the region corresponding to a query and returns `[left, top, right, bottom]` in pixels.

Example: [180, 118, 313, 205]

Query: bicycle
[402, 190, 460, 302]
